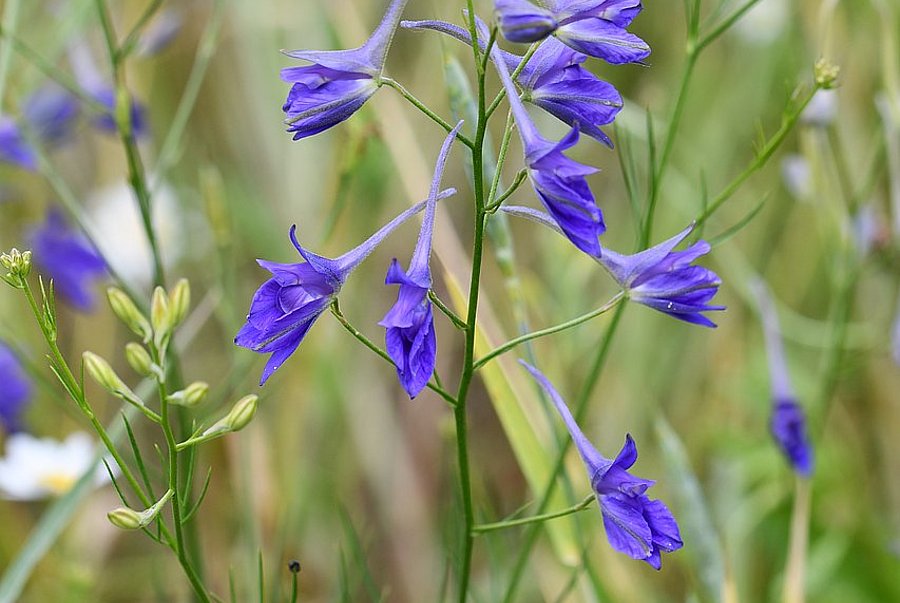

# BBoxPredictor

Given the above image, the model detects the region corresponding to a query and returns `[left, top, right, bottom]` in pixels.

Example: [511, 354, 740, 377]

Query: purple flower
[0, 116, 36, 170]
[492, 44, 604, 256]
[236, 188, 456, 385]
[281, 0, 408, 140]
[0, 341, 32, 433]
[502, 208, 724, 326]
[598, 224, 724, 327]
[135, 8, 183, 57]
[24, 84, 80, 143]
[753, 281, 813, 476]
[70, 43, 146, 137]
[494, 0, 650, 64]
[380, 124, 461, 398]
[29, 208, 107, 311]
[521, 361, 683, 569]
[401, 20, 622, 146]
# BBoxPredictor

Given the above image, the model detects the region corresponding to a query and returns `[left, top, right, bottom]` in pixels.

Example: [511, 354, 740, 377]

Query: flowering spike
[281, 0, 409, 140]
[752, 281, 814, 476]
[236, 190, 456, 385]
[380, 123, 462, 398]
[520, 361, 682, 568]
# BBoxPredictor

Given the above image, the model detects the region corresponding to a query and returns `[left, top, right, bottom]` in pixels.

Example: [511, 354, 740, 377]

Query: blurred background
[1, 0, 899, 601]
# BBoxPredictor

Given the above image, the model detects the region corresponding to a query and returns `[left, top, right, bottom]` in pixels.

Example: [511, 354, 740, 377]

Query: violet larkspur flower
[521, 361, 683, 568]
[597, 223, 724, 327]
[236, 188, 456, 385]
[280, 0, 408, 140]
[401, 20, 622, 146]
[495, 0, 650, 64]
[380, 123, 461, 398]
[502, 207, 724, 326]
[753, 281, 813, 476]
[24, 84, 80, 143]
[0, 116, 36, 169]
[492, 45, 604, 256]
[29, 208, 107, 311]
[0, 341, 32, 433]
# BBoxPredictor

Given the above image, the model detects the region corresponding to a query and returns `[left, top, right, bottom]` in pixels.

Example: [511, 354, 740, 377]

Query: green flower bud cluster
[0, 248, 33, 288]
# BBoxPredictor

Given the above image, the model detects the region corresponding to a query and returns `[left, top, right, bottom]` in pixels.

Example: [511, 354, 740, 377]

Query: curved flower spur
[380, 123, 463, 399]
[520, 361, 683, 569]
[280, 0, 409, 140]
[235, 189, 456, 385]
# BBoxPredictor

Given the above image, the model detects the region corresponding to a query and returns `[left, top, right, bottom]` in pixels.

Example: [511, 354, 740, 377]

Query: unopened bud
[150, 286, 170, 334]
[203, 395, 258, 436]
[107, 489, 172, 530]
[83, 351, 144, 408]
[168, 278, 191, 327]
[169, 381, 209, 407]
[1, 248, 32, 286]
[107, 288, 152, 341]
[107, 507, 144, 530]
[125, 343, 154, 377]
[814, 58, 839, 89]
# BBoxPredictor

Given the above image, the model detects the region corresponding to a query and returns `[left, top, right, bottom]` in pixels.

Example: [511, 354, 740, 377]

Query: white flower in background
[0, 432, 115, 500]
[87, 179, 185, 290]
[801, 89, 838, 127]
[733, 0, 789, 45]
[781, 154, 812, 201]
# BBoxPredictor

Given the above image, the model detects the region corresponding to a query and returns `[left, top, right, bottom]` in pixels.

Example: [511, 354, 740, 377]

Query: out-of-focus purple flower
[236, 188, 456, 385]
[23, 84, 80, 143]
[492, 44, 604, 256]
[0, 116, 36, 170]
[752, 280, 813, 476]
[0, 341, 32, 433]
[70, 43, 146, 137]
[380, 124, 461, 398]
[494, 0, 650, 64]
[597, 223, 724, 327]
[402, 20, 623, 146]
[781, 154, 812, 201]
[29, 207, 107, 311]
[281, 0, 408, 140]
[135, 9, 183, 57]
[521, 361, 682, 569]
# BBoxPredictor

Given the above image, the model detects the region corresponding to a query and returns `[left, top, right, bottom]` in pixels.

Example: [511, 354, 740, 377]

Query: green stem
[116, 0, 165, 61]
[696, 84, 821, 226]
[485, 170, 527, 214]
[429, 290, 468, 330]
[0, 0, 21, 106]
[486, 112, 516, 207]
[455, 5, 490, 599]
[381, 77, 475, 149]
[329, 302, 458, 407]
[485, 42, 540, 121]
[473, 495, 595, 534]
[474, 292, 625, 370]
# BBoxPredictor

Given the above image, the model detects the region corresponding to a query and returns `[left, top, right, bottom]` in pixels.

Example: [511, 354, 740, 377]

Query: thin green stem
[473, 494, 595, 534]
[474, 292, 625, 370]
[0, 0, 22, 106]
[696, 0, 765, 54]
[696, 84, 821, 226]
[116, 0, 165, 61]
[429, 290, 468, 330]
[485, 170, 527, 214]
[486, 111, 516, 207]
[485, 42, 540, 121]
[329, 302, 458, 407]
[381, 77, 475, 149]
[455, 4, 490, 599]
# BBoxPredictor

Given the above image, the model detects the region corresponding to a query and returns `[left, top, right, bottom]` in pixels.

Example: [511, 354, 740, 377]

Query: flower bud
[150, 286, 170, 334]
[1, 248, 32, 287]
[203, 395, 258, 436]
[814, 58, 839, 89]
[107, 507, 144, 530]
[83, 351, 129, 394]
[169, 381, 209, 407]
[168, 278, 191, 327]
[125, 342, 154, 377]
[107, 288, 152, 341]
